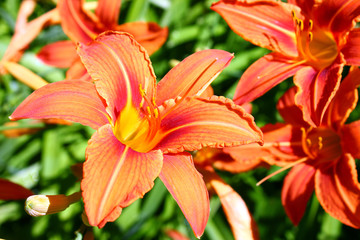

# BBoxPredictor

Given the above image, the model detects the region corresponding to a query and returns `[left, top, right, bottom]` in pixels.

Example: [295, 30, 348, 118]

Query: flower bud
[25, 192, 81, 217]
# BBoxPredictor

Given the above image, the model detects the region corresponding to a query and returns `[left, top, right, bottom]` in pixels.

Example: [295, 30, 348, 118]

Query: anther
[291, 10, 296, 18]
[298, 19, 304, 31]
[308, 32, 313, 41]
[318, 137, 323, 150]
[139, 98, 144, 108]
[306, 138, 311, 146]
[154, 108, 159, 118]
[146, 106, 151, 115]
[308, 19, 313, 31]
[152, 97, 156, 107]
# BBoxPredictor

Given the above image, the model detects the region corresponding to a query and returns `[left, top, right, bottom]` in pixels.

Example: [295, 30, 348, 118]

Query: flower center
[292, 11, 338, 70]
[113, 85, 160, 153]
[301, 127, 342, 162]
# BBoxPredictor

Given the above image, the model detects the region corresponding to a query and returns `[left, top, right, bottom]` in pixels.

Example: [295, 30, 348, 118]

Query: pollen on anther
[318, 137, 323, 150]
[306, 138, 312, 146]
[291, 10, 296, 18]
[146, 106, 151, 115]
[298, 19, 304, 31]
[154, 108, 159, 118]
[308, 32, 313, 41]
[308, 20, 313, 31]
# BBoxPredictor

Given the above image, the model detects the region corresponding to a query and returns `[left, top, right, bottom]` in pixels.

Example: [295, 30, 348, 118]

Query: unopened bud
[25, 192, 81, 217]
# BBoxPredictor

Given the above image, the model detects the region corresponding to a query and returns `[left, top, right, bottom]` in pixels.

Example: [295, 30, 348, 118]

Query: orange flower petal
[37, 40, 78, 68]
[294, 56, 344, 127]
[287, 0, 315, 15]
[159, 152, 209, 238]
[77, 31, 157, 122]
[277, 86, 309, 127]
[206, 171, 259, 240]
[314, 0, 360, 33]
[58, 0, 98, 43]
[315, 154, 360, 228]
[1, 8, 59, 69]
[10, 80, 108, 130]
[0, 178, 33, 200]
[157, 96, 263, 153]
[95, 0, 121, 27]
[65, 59, 90, 81]
[165, 230, 189, 240]
[82, 124, 163, 227]
[225, 123, 304, 167]
[341, 120, 360, 159]
[116, 22, 168, 55]
[325, 67, 360, 129]
[14, 0, 36, 33]
[342, 29, 360, 66]
[281, 163, 315, 225]
[211, 0, 298, 56]
[233, 53, 303, 105]
[156, 49, 233, 106]
[2, 61, 48, 90]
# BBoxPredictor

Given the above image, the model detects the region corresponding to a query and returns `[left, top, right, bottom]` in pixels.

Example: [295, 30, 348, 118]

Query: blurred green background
[0, 0, 359, 239]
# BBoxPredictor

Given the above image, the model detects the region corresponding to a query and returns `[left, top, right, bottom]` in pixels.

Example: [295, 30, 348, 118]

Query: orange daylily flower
[194, 148, 259, 240]
[37, 0, 168, 80]
[225, 67, 360, 228]
[212, 0, 360, 126]
[0, 178, 33, 200]
[10, 32, 263, 237]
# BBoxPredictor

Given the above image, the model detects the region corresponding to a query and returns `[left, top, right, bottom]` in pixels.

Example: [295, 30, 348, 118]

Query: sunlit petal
[205, 171, 259, 240]
[37, 40, 77, 68]
[233, 53, 303, 105]
[156, 49, 233, 105]
[82, 124, 163, 227]
[2, 61, 48, 90]
[95, 0, 121, 27]
[211, 0, 298, 56]
[116, 22, 168, 56]
[58, 0, 98, 43]
[77, 31, 157, 121]
[157, 96, 263, 153]
[159, 152, 209, 238]
[10, 80, 108, 130]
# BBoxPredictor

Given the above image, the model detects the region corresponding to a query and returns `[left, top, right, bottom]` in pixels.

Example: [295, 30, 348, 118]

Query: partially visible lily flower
[10, 32, 263, 237]
[25, 192, 82, 217]
[0, 178, 33, 200]
[0, 1, 60, 74]
[225, 67, 360, 228]
[37, 0, 168, 80]
[212, 0, 360, 126]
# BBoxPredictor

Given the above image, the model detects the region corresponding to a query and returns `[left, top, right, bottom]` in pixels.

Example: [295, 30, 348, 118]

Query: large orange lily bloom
[10, 32, 263, 237]
[224, 67, 360, 228]
[212, 0, 360, 127]
[37, 0, 168, 79]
